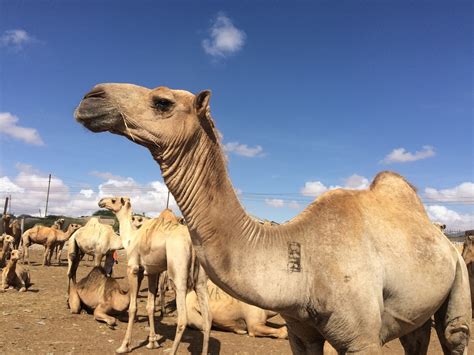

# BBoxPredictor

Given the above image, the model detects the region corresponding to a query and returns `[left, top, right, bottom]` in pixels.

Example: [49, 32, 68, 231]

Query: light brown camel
[0, 234, 14, 268]
[461, 231, 474, 318]
[22, 223, 81, 266]
[67, 217, 123, 286]
[76, 84, 471, 355]
[98, 197, 211, 354]
[69, 266, 130, 327]
[187, 279, 288, 339]
[8, 219, 22, 249]
[51, 218, 67, 264]
[1, 250, 30, 292]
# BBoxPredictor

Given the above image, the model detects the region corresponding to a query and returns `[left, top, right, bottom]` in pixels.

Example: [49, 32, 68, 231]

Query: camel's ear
[194, 90, 211, 118]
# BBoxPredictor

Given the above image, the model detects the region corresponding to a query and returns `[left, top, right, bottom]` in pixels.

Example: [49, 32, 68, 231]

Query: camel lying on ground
[22, 223, 81, 266]
[0, 234, 14, 268]
[98, 197, 211, 354]
[186, 279, 287, 339]
[1, 250, 30, 292]
[67, 217, 123, 285]
[76, 83, 471, 355]
[69, 266, 129, 327]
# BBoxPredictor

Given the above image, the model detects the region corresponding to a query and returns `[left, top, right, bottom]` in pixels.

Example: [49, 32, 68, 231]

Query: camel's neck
[152, 131, 306, 309]
[115, 207, 134, 251]
[57, 228, 75, 242]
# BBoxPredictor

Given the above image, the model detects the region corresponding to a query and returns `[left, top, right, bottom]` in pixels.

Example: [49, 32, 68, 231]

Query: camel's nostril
[84, 88, 107, 99]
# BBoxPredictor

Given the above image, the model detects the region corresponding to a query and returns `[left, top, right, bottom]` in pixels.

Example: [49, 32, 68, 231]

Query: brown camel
[22, 223, 81, 266]
[69, 266, 129, 327]
[98, 197, 211, 354]
[2, 213, 12, 235]
[0, 234, 14, 268]
[1, 250, 30, 292]
[76, 83, 471, 355]
[51, 218, 67, 263]
[461, 231, 474, 318]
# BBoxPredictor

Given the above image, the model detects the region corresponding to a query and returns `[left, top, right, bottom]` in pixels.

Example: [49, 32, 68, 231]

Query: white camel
[98, 197, 211, 355]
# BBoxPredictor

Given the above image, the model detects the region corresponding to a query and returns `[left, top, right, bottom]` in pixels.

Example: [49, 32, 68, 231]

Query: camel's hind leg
[434, 256, 471, 355]
[399, 319, 431, 355]
[194, 264, 211, 355]
[145, 272, 160, 349]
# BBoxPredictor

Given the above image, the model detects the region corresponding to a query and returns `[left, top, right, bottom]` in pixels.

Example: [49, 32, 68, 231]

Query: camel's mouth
[75, 87, 121, 133]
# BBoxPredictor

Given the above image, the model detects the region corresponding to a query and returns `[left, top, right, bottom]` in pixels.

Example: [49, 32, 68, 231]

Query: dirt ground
[1, 247, 472, 354]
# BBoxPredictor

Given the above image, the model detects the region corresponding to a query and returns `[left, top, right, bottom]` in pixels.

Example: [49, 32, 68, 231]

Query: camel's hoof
[146, 341, 160, 349]
[19, 287, 26, 292]
[115, 345, 131, 353]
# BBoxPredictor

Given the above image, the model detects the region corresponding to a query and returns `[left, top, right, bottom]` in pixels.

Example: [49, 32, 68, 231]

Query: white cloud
[90, 171, 125, 181]
[424, 182, 474, 204]
[202, 13, 246, 58]
[1, 164, 179, 218]
[426, 205, 474, 230]
[343, 174, 370, 190]
[382, 145, 435, 164]
[224, 142, 264, 158]
[301, 173, 371, 198]
[265, 198, 285, 208]
[0, 29, 35, 51]
[301, 181, 329, 197]
[0, 112, 44, 146]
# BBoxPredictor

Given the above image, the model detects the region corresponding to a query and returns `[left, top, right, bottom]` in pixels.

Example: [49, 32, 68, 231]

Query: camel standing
[22, 223, 81, 266]
[51, 218, 66, 263]
[69, 266, 130, 327]
[8, 219, 22, 249]
[76, 83, 471, 354]
[187, 279, 288, 339]
[67, 217, 123, 284]
[98, 197, 211, 354]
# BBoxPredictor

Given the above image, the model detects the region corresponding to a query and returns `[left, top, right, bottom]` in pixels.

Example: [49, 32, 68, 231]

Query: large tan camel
[67, 217, 123, 284]
[98, 197, 211, 354]
[22, 223, 81, 266]
[187, 279, 287, 338]
[69, 266, 130, 327]
[1, 250, 30, 292]
[76, 84, 471, 355]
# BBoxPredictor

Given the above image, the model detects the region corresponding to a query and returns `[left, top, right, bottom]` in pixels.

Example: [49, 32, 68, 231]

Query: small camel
[76, 83, 472, 354]
[67, 217, 123, 285]
[51, 218, 67, 263]
[461, 231, 474, 317]
[0, 234, 14, 268]
[186, 279, 288, 339]
[8, 219, 22, 249]
[1, 250, 30, 292]
[433, 222, 447, 232]
[22, 223, 81, 266]
[69, 266, 130, 327]
[98, 197, 211, 355]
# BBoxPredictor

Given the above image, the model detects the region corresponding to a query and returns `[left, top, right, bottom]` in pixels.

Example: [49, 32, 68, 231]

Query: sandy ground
[1, 246, 472, 354]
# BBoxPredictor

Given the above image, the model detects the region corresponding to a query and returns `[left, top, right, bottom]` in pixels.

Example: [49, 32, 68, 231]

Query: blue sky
[0, 0, 472, 229]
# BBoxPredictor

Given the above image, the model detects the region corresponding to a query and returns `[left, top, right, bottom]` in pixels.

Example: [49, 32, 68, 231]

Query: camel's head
[10, 249, 22, 261]
[67, 223, 82, 234]
[462, 231, 474, 264]
[433, 222, 447, 232]
[1, 234, 14, 246]
[131, 215, 148, 229]
[55, 218, 65, 226]
[2, 213, 11, 223]
[75, 84, 214, 154]
[98, 197, 131, 213]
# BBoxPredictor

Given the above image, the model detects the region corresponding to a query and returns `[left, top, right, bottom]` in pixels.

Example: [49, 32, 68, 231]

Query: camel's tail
[434, 253, 471, 354]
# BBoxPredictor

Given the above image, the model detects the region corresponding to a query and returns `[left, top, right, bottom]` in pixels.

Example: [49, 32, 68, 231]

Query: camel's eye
[153, 98, 173, 111]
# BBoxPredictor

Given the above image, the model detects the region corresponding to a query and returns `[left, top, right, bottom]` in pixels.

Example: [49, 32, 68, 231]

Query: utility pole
[166, 190, 170, 209]
[3, 196, 8, 216]
[45, 173, 52, 217]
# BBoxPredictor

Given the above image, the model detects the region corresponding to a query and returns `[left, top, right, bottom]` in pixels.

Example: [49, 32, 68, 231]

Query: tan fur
[22, 223, 81, 266]
[186, 279, 287, 339]
[1, 250, 30, 292]
[76, 83, 471, 354]
[69, 266, 129, 327]
[67, 217, 122, 285]
[461, 232, 474, 318]
[97, 197, 211, 354]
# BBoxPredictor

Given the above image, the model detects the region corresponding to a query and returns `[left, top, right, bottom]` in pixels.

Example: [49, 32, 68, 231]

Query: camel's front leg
[42, 246, 51, 266]
[194, 265, 212, 355]
[94, 305, 117, 328]
[145, 272, 160, 349]
[116, 264, 140, 354]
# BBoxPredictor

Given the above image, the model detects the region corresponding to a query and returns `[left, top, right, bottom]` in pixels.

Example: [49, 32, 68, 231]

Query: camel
[22, 223, 81, 266]
[1, 250, 30, 292]
[131, 215, 150, 229]
[69, 266, 130, 327]
[187, 279, 287, 338]
[76, 83, 471, 355]
[50, 218, 67, 263]
[1, 213, 12, 235]
[7, 219, 22, 249]
[461, 231, 474, 318]
[433, 222, 447, 232]
[0, 234, 14, 268]
[67, 217, 123, 284]
[98, 197, 211, 354]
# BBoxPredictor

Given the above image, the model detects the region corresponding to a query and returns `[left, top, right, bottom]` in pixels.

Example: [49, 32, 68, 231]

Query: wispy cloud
[265, 198, 285, 208]
[224, 141, 264, 158]
[89, 171, 125, 181]
[381, 145, 435, 164]
[425, 182, 474, 204]
[426, 205, 474, 230]
[301, 173, 370, 198]
[202, 13, 246, 58]
[0, 112, 44, 146]
[0, 29, 36, 51]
